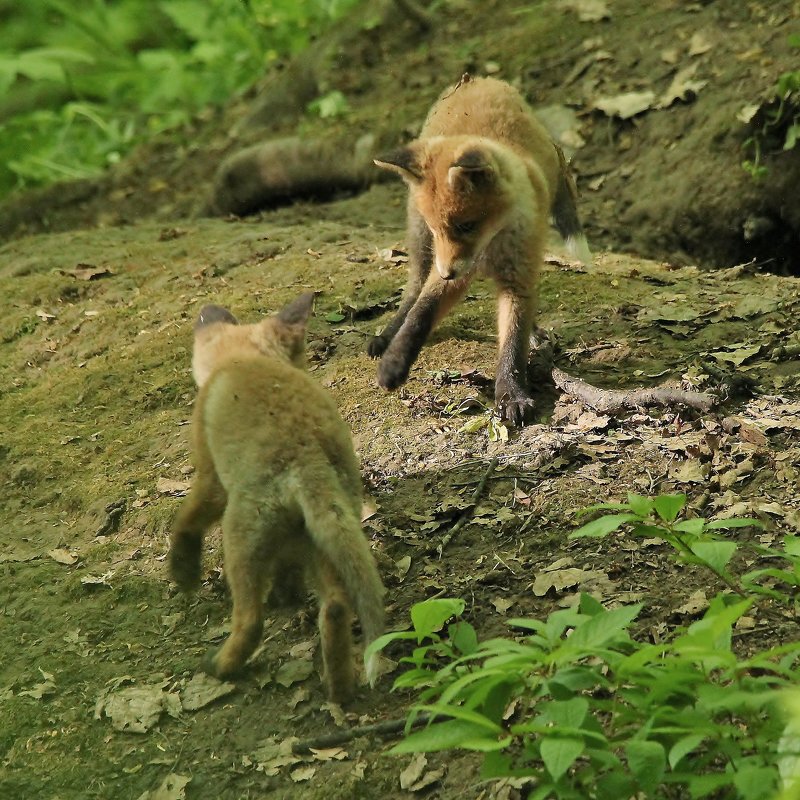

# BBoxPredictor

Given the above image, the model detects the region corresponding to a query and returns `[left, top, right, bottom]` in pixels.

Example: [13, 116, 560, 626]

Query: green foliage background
[0, 0, 359, 197]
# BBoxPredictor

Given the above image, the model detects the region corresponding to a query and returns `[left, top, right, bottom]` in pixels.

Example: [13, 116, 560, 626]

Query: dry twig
[552, 367, 716, 413]
[435, 456, 499, 558]
[292, 712, 433, 754]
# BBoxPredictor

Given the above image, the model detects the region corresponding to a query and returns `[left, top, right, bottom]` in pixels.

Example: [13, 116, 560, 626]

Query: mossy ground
[1, 1, 800, 797]
[2, 179, 799, 797]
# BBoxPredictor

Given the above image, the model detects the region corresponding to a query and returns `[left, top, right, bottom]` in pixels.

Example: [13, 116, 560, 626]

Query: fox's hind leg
[369, 205, 433, 357]
[169, 463, 226, 592]
[314, 553, 355, 704]
[206, 500, 267, 678]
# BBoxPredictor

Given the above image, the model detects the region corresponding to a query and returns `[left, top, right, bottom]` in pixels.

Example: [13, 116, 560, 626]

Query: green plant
[370, 496, 800, 798]
[571, 492, 800, 605]
[0, 0, 362, 195]
[371, 592, 800, 799]
[742, 34, 800, 179]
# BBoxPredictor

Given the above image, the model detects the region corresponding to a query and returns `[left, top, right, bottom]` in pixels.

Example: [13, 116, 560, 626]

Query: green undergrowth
[371, 494, 800, 799]
[0, 0, 362, 195]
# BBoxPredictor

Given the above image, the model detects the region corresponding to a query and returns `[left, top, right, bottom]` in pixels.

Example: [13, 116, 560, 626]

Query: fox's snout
[435, 256, 471, 281]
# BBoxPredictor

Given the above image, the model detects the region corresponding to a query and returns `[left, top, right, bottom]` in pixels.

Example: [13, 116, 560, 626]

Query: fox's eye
[452, 220, 478, 237]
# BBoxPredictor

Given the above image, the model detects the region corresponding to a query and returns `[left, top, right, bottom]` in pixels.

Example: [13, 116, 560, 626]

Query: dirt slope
[1, 1, 800, 798]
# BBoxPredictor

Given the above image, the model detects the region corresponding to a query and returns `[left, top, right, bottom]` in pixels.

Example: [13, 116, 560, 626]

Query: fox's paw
[496, 390, 537, 427]
[168, 542, 201, 592]
[377, 354, 410, 390]
[368, 334, 389, 358]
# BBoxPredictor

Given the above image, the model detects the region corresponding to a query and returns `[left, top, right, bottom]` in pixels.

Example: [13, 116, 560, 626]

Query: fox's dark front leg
[494, 286, 536, 426]
[378, 272, 469, 390]
[369, 207, 433, 357]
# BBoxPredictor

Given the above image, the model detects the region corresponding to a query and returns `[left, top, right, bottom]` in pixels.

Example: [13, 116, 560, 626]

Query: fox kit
[168, 293, 385, 703]
[371, 75, 591, 425]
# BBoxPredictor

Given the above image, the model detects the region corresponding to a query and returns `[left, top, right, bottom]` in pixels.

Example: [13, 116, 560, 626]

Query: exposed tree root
[291, 712, 433, 754]
[552, 367, 717, 414]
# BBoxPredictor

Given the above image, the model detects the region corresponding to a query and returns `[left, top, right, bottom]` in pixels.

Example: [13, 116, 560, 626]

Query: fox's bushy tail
[295, 478, 386, 686]
[552, 145, 592, 266]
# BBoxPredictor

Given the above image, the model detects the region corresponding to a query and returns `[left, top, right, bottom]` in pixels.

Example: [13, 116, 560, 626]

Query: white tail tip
[365, 652, 380, 688]
[566, 234, 592, 267]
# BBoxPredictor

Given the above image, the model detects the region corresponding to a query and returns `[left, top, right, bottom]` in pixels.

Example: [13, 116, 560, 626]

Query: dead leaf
[688, 31, 712, 56]
[394, 555, 412, 581]
[275, 659, 314, 688]
[657, 65, 707, 108]
[35, 309, 56, 321]
[97, 684, 181, 733]
[309, 747, 348, 762]
[533, 568, 585, 596]
[492, 597, 515, 614]
[559, 0, 610, 22]
[400, 753, 428, 790]
[673, 590, 709, 617]
[156, 478, 191, 496]
[64, 265, 114, 281]
[289, 687, 310, 710]
[180, 673, 236, 711]
[81, 570, 115, 588]
[288, 640, 315, 660]
[593, 91, 655, 119]
[19, 668, 56, 700]
[48, 548, 78, 565]
[290, 765, 316, 782]
[136, 774, 191, 800]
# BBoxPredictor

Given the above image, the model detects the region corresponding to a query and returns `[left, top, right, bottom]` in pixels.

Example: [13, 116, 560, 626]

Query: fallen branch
[292, 712, 433, 754]
[435, 456, 499, 558]
[552, 368, 716, 414]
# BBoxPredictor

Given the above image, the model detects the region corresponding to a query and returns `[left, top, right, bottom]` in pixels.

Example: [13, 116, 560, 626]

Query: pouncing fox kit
[168, 292, 385, 704]
[372, 75, 591, 425]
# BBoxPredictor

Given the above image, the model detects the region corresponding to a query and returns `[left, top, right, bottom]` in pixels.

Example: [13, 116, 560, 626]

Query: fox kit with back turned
[168, 293, 385, 703]
[371, 75, 591, 425]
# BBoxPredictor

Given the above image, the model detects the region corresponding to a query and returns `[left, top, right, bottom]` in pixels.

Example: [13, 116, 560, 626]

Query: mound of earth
[1, 0, 798, 273]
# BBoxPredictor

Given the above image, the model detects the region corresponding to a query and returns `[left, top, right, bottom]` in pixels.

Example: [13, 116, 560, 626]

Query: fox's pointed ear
[195, 304, 238, 331]
[448, 148, 495, 189]
[277, 291, 315, 326]
[374, 147, 423, 183]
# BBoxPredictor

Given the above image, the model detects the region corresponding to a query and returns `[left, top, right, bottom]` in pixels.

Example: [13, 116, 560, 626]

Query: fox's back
[422, 77, 555, 168]
[197, 354, 361, 502]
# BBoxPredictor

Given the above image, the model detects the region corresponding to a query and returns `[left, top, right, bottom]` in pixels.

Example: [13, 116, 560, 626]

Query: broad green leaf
[668, 733, 705, 769]
[690, 541, 737, 575]
[540, 736, 584, 781]
[389, 719, 492, 754]
[653, 493, 687, 522]
[324, 312, 346, 323]
[579, 592, 605, 617]
[626, 492, 654, 517]
[570, 513, 639, 539]
[543, 697, 589, 728]
[625, 740, 665, 794]
[688, 772, 734, 798]
[418, 704, 502, 733]
[706, 517, 763, 530]
[784, 535, 800, 556]
[733, 765, 777, 799]
[449, 621, 478, 655]
[672, 517, 706, 536]
[566, 603, 641, 651]
[595, 770, 636, 800]
[364, 630, 419, 659]
[411, 598, 465, 640]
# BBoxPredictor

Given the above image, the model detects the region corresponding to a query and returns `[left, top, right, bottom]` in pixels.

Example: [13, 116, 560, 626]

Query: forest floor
[1, 1, 799, 799]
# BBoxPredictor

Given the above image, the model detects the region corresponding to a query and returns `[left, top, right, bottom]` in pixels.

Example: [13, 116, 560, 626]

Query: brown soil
[1, 2, 799, 799]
